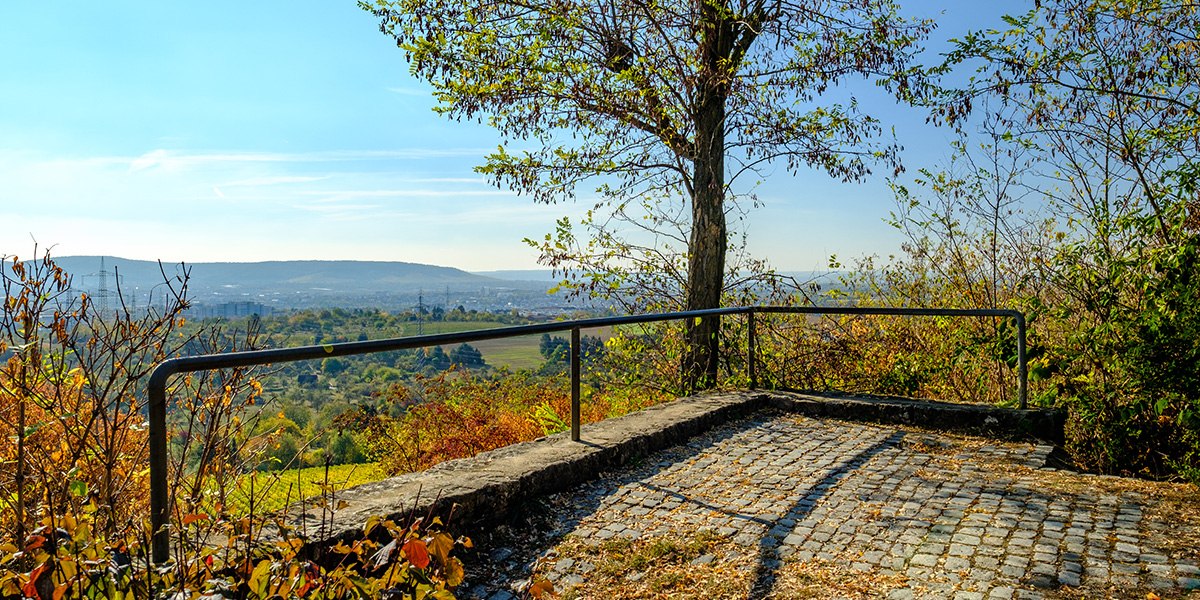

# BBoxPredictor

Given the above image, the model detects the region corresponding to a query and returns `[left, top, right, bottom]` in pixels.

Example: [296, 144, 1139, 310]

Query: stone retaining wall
[770, 391, 1065, 443]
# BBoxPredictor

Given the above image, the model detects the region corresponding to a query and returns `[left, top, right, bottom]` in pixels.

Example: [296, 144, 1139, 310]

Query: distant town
[50, 256, 594, 319]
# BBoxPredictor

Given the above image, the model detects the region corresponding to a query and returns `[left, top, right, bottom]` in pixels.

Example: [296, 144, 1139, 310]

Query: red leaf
[402, 539, 430, 570]
[529, 579, 555, 598]
[182, 513, 209, 526]
[23, 563, 50, 598]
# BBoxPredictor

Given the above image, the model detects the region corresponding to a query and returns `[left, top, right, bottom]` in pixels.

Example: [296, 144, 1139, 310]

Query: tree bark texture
[682, 13, 731, 393]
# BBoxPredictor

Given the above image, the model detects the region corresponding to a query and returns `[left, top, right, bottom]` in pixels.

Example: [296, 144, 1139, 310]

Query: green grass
[473, 335, 544, 370]
[402, 320, 513, 335]
[421, 324, 616, 371]
[219, 462, 387, 516]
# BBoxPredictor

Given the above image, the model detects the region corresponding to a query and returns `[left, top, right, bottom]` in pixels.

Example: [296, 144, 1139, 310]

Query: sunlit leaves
[0, 506, 470, 599]
[364, 0, 933, 365]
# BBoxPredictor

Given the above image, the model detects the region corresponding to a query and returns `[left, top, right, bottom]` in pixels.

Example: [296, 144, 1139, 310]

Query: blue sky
[0, 1, 1019, 271]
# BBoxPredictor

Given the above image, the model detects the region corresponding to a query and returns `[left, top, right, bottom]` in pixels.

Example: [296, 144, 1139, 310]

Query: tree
[941, 0, 1199, 231]
[538, 333, 569, 364]
[322, 356, 349, 376]
[363, 0, 931, 391]
[450, 342, 486, 367]
[920, 0, 1200, 479]
[419, 346, 452, 372]
[537, 333, 604, 368]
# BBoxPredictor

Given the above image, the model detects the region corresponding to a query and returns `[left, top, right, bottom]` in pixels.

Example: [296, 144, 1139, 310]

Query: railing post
[148, 364, 173, 564]
[1015, 313, 1028, 410]
[570, 326, 581, 442]
[747, 309, 757, 390]
[709, 313, 721, 386]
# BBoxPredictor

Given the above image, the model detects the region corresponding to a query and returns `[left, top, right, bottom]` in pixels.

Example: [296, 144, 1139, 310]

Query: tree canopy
[942, 0, 1199, 238]
[363, 0, 930, 389]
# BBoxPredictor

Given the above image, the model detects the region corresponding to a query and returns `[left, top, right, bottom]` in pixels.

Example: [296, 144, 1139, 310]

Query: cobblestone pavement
[462, 411, 1200, 599]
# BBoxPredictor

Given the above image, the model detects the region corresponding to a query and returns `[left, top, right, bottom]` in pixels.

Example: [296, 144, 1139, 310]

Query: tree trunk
[683, 64, 728, 393]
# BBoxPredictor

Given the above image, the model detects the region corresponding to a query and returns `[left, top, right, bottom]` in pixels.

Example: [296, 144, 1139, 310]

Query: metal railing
[146, 304, 1026, 562]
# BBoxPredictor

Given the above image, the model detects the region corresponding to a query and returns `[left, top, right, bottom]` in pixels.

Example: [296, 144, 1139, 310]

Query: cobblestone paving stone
[462, 411, 1200, 598]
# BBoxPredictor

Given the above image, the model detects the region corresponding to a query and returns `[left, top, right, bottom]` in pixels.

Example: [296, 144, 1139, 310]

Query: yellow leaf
[362, 516, 383, 537]
[428, 533, 455, 565]
[445, 558, 465, 587]
[250, 559, 272, 595]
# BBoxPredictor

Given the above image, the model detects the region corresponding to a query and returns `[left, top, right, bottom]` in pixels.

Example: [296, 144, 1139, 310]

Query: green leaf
[1154, 396, 1170, 416]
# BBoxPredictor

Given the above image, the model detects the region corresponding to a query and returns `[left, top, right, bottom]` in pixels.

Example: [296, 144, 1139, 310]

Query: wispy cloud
[401, 177, 487, 184]
[298, 202, 385, 214]
[297, 189, 515, 199]
[223, 175, 329, 187]
[129, 149, 171, 171]
[124, 148, 490, 172]
[443, 202, 573, 225]
[0, 144, 578, 269]
[293, 201, 395, 222]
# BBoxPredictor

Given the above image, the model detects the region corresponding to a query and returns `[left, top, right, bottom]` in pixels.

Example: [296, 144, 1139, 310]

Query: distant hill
[52, 256, 514, 295]
[474, 269, 558, 282]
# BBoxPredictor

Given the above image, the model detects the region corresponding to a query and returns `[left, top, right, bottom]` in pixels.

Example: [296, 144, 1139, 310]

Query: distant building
[186, 301, 273, 320]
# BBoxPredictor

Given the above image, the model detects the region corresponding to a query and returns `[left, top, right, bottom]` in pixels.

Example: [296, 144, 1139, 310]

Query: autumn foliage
[0, 252, 183, 544]
[0, 251, 472, 599]
[344, 368, 669, 477]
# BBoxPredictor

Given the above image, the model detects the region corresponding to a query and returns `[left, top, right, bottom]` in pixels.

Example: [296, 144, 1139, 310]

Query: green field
[473, 337, 542, 370]
[220, 462, 387, 515]
[401, 321, 512, 335]
[419, 323, 615, 371]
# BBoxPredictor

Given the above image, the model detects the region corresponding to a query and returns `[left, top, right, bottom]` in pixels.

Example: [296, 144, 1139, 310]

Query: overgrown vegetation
[0, 251, 471, 599]
[805, 0, 1200, 482]
[544, 532, 749, 599]
[343, 369, 669, 477]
